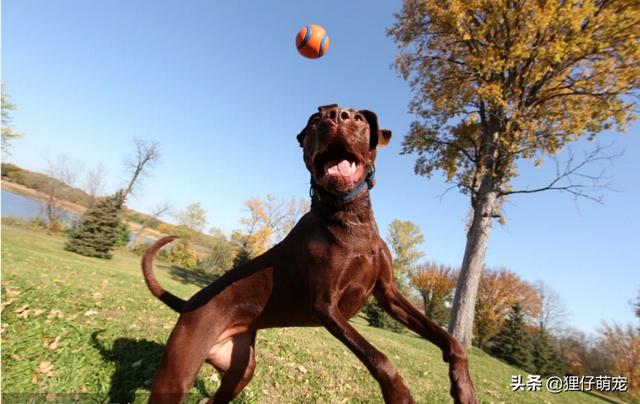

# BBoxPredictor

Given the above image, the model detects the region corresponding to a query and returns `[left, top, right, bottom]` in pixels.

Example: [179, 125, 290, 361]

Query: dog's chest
[332, 251, 379, 317]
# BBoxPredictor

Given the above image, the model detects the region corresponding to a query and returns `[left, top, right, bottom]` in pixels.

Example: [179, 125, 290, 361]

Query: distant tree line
[129, 195, 309, 280]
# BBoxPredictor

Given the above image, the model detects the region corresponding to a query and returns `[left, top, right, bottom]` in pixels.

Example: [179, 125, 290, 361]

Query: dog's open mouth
[314, 150, 364, 191]
[324, 159, 359, 178]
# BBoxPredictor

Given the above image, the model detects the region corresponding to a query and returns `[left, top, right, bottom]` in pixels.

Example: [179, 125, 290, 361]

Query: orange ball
[295, 24, 329, 59]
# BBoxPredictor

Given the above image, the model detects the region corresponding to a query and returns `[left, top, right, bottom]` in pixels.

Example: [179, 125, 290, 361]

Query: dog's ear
[360, 110, 392, 149]
[296, 128, 306, 148]
[378, 129, 392, 147]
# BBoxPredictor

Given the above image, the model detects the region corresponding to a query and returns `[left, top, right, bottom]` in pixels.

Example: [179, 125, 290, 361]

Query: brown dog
[142, 104, 477, 404]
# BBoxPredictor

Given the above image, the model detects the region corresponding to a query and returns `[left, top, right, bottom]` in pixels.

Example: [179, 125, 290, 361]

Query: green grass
[1, 224, 613, 403]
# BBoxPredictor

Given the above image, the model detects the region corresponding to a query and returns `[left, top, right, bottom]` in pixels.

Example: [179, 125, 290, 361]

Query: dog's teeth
[350, 162, 356, 174]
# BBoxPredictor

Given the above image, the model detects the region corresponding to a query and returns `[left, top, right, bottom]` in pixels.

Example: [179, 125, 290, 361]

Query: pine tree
[530, 328, 564, 376]
[362, 300, 404, 333]
[489, 303, 532, 371]
[363, 301, 386, 329]
[65, 191, 125, 259]
[114, 222, 131, 247]
[531, 328, 550, 375]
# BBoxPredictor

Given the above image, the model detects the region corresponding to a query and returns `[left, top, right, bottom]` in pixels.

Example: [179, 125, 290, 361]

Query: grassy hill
[1, 224, 611, 403]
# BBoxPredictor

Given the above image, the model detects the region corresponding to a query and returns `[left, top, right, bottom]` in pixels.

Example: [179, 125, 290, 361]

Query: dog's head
[297, 104, 392, 195]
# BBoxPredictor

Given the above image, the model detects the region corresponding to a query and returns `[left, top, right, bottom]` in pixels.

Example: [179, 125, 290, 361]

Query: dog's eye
[309, 116, 320, 127]
[354, 114, 364, 122]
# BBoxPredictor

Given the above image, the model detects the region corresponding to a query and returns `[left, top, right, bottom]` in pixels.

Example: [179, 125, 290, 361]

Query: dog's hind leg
[205, 331, 257, 404]
[149, 313, 226, 404]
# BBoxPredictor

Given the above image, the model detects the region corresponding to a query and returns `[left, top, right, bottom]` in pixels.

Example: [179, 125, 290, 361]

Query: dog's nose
[325, 107, 353, 123]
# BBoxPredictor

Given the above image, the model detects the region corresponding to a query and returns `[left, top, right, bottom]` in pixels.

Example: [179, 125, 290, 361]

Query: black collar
[310, 167, 375, 210]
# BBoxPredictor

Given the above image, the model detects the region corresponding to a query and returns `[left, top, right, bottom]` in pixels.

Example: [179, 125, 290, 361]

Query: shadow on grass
[91, 330, 211, 402]
[165, 265, 219, 289]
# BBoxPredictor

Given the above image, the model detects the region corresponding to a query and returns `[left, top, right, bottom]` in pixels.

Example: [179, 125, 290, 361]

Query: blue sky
[2, 0, 639, 334]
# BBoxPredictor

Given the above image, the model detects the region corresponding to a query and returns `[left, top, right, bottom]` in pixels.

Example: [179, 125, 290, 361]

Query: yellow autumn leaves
[390, 0, 639, 187]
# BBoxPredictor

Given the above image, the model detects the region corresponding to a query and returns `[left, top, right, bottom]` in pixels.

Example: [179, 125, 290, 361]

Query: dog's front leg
[313, 301, 414, 404]
[372, 279, 478, 404]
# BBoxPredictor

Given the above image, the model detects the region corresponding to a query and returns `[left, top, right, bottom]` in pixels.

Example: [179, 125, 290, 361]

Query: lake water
[1, 189, 154, 245]
[3, 189, 44, 219]
[1, 189, 79, 222]
[1, 189, 79, 223]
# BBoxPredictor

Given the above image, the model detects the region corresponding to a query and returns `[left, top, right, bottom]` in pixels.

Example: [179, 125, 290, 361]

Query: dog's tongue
[325, 160, 353, 176]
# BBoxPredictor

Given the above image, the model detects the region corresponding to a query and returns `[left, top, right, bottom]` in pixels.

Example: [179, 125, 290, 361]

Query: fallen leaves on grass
[47, 309, 65, 320]
[37, 361, 54, 377]
[84, 309, 98, 317]
[2, 298, 15, 308]
[16, 304, 29, 319]
[4, 287, 21, 298]
[32, 308, 46, 316]
[43, 332, 67, 351]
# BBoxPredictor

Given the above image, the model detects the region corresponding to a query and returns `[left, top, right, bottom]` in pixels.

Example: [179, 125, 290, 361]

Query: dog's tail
[141, 236, 186, 313]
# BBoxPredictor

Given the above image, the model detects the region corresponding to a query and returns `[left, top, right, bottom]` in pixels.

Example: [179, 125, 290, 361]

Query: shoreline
[1, 180, 167, 242]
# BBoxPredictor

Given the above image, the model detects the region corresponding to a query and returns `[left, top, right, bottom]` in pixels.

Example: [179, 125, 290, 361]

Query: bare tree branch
[534, 280, 570, 335]
[129, 200, 173, 249]
[84, 163, 106, 201]
[43, 155, 80, 228]
[122, 138, 160, 201]
[498, 143, 621, 203]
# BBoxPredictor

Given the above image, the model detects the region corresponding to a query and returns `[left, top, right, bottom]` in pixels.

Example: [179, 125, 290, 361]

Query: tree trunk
[448, 178, 497, 348]
[421, 292, 428, 316]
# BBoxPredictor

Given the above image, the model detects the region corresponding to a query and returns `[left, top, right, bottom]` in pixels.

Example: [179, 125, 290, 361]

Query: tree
[530, 327, 564, 377]
[278, 196, 310, 241]
[175, 202, 207, 235]
[231, 194, 308, 266]
[129, 201, 173, 250]
[44, 155, 78, 230]
[600, 322, 640, 397]
[362, 220, 425, 332]
[489, 303, 532, 371]
[121, 138, 160, 201]
[202, 227, 234, 277]
[1, 84, 23, 157]
[66, 139, 159, 258]
[114, 222, 131, 247]
[84, 164, 106, 202]
[230, 227, 271, 268]
[362, 297, 405, 333]
[389, 0, 640, 348]
[474, 268, 540, 349]
[534, 280, 569, 335]
[65, 191, 125, 259]
[409, 262, 458, 326]
[242, 194, 308, 246]
[386, 219, 425, 292]
[556, 327, 614, 377]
